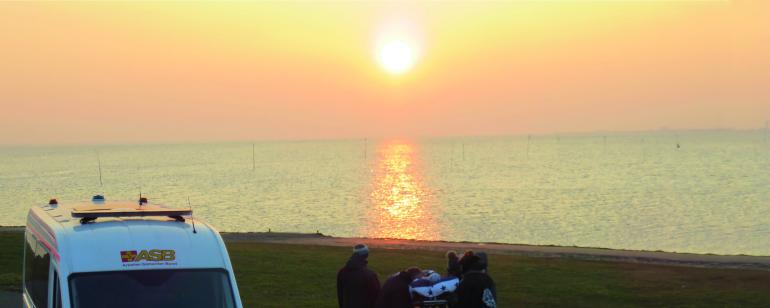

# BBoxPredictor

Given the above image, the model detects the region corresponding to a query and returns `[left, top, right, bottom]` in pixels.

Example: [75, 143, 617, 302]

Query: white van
[23, 196, 243, 308]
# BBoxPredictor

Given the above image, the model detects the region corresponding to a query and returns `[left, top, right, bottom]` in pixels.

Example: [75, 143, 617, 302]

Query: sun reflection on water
[367, 140, 438, 240]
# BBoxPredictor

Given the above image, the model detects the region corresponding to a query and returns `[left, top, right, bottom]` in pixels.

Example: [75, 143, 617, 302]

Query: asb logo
[120, 249, 176, 263]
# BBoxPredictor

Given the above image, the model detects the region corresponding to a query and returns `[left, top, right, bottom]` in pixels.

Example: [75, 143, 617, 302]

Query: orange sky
[1, 1, 768, 145]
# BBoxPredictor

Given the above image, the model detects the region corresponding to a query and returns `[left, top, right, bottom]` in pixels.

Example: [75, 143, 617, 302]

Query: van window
[24, 232, 50, 307]
[69, 269, 236, 308]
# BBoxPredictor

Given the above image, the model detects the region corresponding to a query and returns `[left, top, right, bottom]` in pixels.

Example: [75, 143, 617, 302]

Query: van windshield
[69, 269, 236, 308]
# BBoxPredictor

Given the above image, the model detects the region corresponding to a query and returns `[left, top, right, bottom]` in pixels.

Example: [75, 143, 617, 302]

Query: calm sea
[1, 131, 768, 255]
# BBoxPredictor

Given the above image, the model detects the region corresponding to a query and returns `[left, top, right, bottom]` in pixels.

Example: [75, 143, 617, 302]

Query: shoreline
[220, 231, 770, 271]
[4, 226, 768, 271]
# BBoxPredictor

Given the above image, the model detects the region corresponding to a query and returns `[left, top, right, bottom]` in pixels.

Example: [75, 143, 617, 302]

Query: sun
[377, 40, 416, 75]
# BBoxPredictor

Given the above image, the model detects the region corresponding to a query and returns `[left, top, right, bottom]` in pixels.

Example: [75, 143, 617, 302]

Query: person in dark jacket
[455, 251, 497, 308]
[337, 244, 380, 308]
[446, 251, 462, 278]
[375, 267, 422, 308]
[474, 252, 489, 274]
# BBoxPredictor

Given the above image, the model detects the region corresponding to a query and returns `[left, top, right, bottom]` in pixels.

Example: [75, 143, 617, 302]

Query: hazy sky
[1, 1, 768, 145]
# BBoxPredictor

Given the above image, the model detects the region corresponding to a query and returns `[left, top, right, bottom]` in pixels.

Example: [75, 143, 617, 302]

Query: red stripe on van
[27, 224, 61, 261]
[29, 210, 58, 245]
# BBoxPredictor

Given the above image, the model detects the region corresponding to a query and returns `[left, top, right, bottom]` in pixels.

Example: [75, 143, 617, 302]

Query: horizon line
[1, 126, 767, 147]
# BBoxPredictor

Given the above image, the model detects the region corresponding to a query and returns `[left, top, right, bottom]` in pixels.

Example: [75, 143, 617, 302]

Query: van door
[50, 267, 62, 308]
[23, 232, 50, 308]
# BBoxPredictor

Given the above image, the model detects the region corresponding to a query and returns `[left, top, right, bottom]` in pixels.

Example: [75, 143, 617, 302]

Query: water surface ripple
[1, 132, 768, 255]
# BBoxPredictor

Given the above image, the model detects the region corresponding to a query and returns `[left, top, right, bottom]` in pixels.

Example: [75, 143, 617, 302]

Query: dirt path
[221, 232, 770, 271]
[5, 226, 768, 271]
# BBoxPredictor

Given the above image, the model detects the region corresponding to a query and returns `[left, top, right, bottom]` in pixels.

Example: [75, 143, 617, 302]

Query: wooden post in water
[526, 134, 531, 159]
[676, 134, 681, 149]
[603, 135, 607, 152]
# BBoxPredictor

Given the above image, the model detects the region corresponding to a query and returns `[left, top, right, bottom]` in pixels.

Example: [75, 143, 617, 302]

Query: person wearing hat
[337, 244, 380, 308]
[455, 251, 497, 308]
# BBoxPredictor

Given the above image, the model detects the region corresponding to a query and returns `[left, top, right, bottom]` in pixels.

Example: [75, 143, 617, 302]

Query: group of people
[337, 244, 497, 308]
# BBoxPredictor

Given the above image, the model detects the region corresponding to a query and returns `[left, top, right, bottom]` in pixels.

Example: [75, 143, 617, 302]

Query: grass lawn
[0, 233, 23, 292]
[3, 232, 770, 307]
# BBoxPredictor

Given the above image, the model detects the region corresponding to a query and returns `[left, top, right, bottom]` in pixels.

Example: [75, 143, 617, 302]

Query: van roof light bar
[72, 205, 192, 224]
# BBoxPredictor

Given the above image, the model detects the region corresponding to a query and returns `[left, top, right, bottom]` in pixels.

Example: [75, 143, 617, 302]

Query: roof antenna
[96, 150, 103, 187]
[187, 197, 197, 234]
[139, 189, 147, 206]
